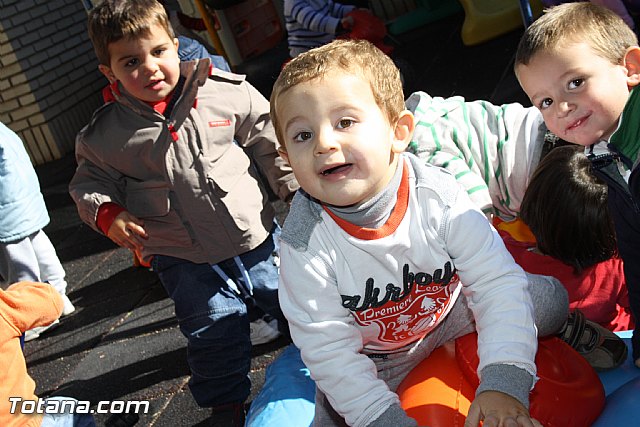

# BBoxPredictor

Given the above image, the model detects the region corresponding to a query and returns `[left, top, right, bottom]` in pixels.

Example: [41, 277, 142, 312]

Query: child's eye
[337, 119, 355, 129]
[125, 58, 139, 68]
[539, 98, 553, 110]
[568, 79, 584, 90]
[293, 131, 313, 143]
[154, 48, 166, 56]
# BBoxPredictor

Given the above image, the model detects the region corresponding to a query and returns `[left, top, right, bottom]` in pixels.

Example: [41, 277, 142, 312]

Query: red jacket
[496, 219, 633, 332]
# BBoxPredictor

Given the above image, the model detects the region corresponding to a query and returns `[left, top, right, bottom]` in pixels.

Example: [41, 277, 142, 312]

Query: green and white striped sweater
[406, 91, 548, 221]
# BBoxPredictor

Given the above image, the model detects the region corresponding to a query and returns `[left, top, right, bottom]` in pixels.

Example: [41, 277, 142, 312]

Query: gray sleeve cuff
[476, 364, 534, 408]
[367, 402, 418, 427]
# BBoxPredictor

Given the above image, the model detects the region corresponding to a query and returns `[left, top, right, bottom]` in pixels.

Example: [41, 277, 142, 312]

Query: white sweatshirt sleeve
[278, 240, 400, 427]
[434, 184, 538, 376]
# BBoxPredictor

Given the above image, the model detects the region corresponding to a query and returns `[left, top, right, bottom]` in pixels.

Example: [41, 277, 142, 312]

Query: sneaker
[558, 310, 628, 371]
[210, 403, 245, 427]
[61, 294, 76, 316]
[24, 318, 60, 342]
[249, 316, 281, 345]
[105, 412, 139, 426]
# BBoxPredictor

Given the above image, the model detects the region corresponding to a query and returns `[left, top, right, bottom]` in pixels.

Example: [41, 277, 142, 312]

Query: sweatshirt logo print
[341, 262, 459, 343]
[209, 119, 231, 127]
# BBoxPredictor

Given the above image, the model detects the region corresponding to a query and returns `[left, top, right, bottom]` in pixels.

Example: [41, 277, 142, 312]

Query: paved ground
[26, 9, 530, 427]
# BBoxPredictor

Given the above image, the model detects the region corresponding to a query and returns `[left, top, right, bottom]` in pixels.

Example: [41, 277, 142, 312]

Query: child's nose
[314, 131, 339, 156]
[556, 101, 573, 117]
[142, 58, 160, 75]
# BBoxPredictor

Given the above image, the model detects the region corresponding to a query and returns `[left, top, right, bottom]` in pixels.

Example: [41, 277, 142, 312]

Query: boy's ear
[391, 110, 415, 153]
[278, 148, 290, 165]
[624, 46, 640, 87]
[98, 64, 117, 84]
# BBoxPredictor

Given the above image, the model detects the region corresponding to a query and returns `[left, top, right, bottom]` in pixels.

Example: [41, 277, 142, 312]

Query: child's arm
[277, 196, 414, 426]
[69, 134, 129, 234]
[406, 91, 546, 220]
[278, 240, 417, 427]
[0, 282, 63, 337]
[234, 81, 299, 201]
[285, 0, 356, 35]
[440, 179, 539, 422]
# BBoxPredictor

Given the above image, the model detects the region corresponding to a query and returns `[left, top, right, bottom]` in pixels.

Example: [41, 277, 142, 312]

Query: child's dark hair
[87, 0, 175, 66]
[520, 145, 617, 273]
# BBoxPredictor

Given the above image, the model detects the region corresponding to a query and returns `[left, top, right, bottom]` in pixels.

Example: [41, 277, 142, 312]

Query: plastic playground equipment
[246, 331, 640, 426]
[458, 0, 544, 45]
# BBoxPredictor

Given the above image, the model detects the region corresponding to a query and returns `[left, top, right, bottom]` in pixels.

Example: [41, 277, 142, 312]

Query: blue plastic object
[245, 344, 315, 427]
[593, 331, 640, 425]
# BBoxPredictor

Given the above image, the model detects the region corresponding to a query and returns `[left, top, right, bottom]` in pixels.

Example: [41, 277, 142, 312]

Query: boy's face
[98, 24, 180, 103]
[276, 69, 413, 207]
[516, 41, 636, 146]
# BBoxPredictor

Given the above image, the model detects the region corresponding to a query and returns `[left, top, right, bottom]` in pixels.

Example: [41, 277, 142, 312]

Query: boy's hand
[465, 391, 542, 427]
[341, 16, 354, 30]
[107, 211, 148, 252]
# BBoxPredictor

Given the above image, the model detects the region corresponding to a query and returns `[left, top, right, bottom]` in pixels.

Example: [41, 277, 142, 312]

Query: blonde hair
[515, 2, 637, 68]
[270, 39, 405, 149]
[88, 0, 175, 66]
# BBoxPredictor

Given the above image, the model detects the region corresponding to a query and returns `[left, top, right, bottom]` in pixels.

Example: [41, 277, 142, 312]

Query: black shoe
[558, 310, 628, 371]
[105, 412, 139, 426]
[210, 403, 246, 427]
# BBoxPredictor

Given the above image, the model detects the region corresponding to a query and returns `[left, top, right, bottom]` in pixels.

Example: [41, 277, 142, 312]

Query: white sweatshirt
[278, 153, 537, 427]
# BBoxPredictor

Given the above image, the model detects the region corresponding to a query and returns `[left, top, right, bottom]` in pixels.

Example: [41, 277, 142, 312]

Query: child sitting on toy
[270, 38, 580, 427]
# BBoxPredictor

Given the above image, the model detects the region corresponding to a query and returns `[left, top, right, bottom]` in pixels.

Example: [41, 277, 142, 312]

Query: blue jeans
[40, 397, 96, 427]
[152, 225, 284, 407]
[177, 35, 231, 72]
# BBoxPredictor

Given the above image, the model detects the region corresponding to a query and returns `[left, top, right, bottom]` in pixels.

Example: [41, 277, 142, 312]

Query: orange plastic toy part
[398, 332, 606, 427]
[397, 341, 474, 426]
[456, 333, 605, 427]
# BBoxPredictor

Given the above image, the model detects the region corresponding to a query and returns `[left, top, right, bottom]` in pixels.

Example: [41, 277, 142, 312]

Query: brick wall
[0, 0, 105, 165]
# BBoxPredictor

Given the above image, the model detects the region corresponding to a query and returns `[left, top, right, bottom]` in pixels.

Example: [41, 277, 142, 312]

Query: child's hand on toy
[465, 391, 542, 427]
[108, 211, 149, 252]
[341, 15, 354, 30]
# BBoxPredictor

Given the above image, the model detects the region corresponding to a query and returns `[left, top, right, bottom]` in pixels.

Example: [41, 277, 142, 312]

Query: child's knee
[526, 272, 569, 336]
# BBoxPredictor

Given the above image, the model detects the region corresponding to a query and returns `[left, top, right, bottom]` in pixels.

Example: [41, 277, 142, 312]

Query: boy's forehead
[107, 24, 174, 49]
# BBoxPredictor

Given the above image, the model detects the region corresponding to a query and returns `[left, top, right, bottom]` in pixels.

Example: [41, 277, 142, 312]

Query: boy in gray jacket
[69, 1, 297, 425]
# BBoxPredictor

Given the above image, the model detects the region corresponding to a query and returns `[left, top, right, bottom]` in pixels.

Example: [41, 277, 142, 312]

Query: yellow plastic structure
[458, 0, 543, 46]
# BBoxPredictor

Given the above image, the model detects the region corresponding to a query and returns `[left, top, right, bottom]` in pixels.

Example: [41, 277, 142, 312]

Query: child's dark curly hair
[520, 145, 617, 273]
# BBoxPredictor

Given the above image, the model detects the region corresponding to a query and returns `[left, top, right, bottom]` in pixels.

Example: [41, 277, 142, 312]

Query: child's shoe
[24, 318, 60, 342]
[210, 403, 246, 427]
[249, 315, 281, 345]
[61, 294, 76, 316]
[558, 310, 627, 371]
[105, 411, 139, 426]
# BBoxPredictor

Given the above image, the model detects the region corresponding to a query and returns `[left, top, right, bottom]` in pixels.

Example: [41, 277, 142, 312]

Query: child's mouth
[321, 163, 352, 176]
[567, 114, 589, 131]
[147, 80, 164, 90]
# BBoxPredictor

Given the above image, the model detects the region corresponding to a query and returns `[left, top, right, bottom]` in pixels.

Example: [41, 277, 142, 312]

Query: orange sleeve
[0, 282, 63, 336]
